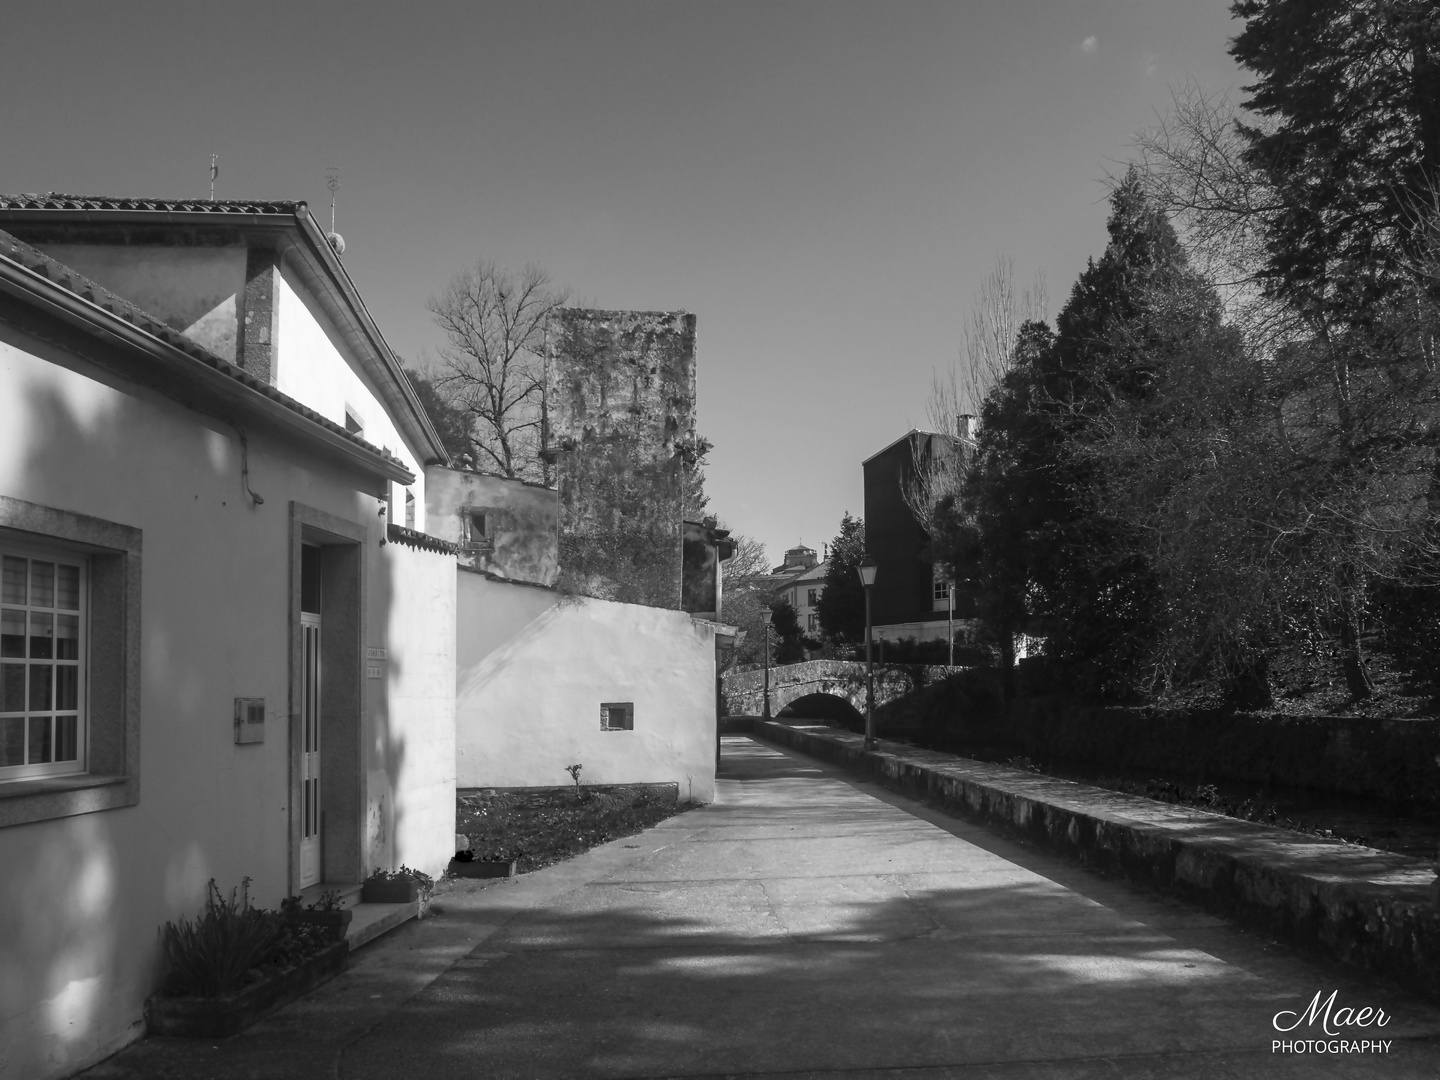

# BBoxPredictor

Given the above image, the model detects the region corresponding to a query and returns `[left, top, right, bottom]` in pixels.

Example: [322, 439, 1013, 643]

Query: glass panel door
[299, 612, 322, 888]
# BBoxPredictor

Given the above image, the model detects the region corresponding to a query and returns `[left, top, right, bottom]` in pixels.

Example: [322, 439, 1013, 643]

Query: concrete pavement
[83, 734, 1440, 1078]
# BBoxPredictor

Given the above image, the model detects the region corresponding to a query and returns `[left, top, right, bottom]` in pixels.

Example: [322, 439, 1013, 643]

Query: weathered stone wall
[546, 309, 696, 608]
[424, 465, 559, 586]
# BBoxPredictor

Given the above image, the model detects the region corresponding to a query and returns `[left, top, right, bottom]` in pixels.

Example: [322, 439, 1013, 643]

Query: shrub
[161, 878, 284, 998]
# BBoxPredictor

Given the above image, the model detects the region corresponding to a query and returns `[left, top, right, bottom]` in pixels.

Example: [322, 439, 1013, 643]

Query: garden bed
[455, 783, 692, 873]
[144, 939, 348, 1038]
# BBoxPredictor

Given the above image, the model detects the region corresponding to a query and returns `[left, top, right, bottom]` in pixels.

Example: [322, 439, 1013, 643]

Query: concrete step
[297, 881, 419, 951]
[346, 899, 419, 950]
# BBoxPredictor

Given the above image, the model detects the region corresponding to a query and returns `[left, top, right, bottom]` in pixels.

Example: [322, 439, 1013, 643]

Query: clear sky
[1, 1, 1243, 566]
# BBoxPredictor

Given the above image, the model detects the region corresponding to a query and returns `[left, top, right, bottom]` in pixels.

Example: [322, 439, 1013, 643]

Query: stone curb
[753, 718, 1440, 999]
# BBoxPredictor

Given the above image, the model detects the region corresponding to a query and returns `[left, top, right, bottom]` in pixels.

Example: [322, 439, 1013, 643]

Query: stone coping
[753, 718, 1440, 999]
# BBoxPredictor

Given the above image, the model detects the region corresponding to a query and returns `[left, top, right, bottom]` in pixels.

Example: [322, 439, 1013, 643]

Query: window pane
[55, 614, 79, 660]
[28, 716, 51, 763]
[56, 564, 80, 610]
[54, 715, 78, 762]
[1, 557, 24, 604]
[29, 664, 52, 710]
[56, 666, 78, 710]
[1, 609, 22, 658]
[30, 562, 54, 608]
[1, 664, 23, 712]
[29, 612, 53, 659]
[0, 717, 22, 766]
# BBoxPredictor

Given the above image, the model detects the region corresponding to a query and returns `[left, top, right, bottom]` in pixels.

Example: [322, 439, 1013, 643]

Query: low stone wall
[1010, 699, 1440, 807]
[751, 720, 1440, 1000]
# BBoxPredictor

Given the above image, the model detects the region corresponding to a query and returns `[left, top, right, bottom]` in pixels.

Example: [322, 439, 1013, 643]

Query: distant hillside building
[769, 547, 828, 634]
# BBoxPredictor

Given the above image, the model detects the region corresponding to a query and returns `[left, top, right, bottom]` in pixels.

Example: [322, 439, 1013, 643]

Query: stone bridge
[720, 659, 966, 724]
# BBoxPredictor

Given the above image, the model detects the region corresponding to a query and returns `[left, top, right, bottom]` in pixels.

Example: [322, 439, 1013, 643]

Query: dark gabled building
[861, 423, 976, 646]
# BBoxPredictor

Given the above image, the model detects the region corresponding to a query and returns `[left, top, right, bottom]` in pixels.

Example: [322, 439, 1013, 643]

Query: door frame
[288, 502, 367, 892]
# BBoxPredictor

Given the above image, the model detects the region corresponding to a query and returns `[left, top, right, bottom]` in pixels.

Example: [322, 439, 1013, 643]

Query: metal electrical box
[234, 697, 265, 744]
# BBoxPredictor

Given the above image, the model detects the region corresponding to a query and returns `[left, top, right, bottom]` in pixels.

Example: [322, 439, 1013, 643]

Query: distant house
[773, 558, 828, 635]
[0, 195, 457, 1080]
[861, 422, 978, 647]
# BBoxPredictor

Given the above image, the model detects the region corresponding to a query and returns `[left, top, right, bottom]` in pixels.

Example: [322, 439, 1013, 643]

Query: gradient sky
[2, 1, 1244, 566]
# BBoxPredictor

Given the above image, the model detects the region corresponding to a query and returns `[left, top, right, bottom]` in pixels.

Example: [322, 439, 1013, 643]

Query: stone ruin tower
[545, 308, 698, 607]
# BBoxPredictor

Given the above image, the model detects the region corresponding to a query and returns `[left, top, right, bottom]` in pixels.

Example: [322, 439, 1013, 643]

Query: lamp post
[760, 606, 773, 719]
[857, 555, 878, 750]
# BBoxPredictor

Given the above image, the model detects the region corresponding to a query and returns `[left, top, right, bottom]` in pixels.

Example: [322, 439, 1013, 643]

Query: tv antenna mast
[325, 167, 345, 254]
[209, 153, 218, 201]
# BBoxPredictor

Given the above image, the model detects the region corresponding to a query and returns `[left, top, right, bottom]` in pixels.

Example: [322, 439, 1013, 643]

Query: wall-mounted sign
[366, 647, 387, 660]
[366, 664, 383, 679]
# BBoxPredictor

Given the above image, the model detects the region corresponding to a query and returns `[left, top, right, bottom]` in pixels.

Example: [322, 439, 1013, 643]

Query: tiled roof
[0, 228, 409, 475]
[0, 193, 301, 215]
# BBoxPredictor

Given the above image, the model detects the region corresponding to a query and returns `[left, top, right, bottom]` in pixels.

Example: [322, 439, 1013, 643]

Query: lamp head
[760, 607, 773, 626]
[857, 555, 879, 588]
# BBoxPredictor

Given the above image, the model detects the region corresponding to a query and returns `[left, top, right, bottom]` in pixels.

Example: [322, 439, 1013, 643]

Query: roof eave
[0, 251, 414, 488]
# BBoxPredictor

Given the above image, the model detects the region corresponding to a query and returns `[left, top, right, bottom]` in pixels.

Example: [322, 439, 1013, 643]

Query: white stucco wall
[0, 326, 455, 1078]
[33, 244, 246, 362]
[456, 572, 718, 803]
[274, 271, 427, 533]
[375, 542, 456, 880]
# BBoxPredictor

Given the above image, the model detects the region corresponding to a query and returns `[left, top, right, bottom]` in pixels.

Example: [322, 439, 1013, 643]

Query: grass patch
[455, 784, 693, 874]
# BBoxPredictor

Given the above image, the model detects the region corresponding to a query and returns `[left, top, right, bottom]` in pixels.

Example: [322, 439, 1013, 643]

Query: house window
[600, 702, 634, 731]
[0, 498, 141, 829]
[933, 565, 951, 602]
[807, 589, 818, 607]
[807, 614, 817, 631]
[1, 546, 86, 779]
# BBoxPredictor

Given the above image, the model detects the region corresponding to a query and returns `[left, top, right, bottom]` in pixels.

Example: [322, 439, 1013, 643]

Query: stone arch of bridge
[776, 692, 864, 725]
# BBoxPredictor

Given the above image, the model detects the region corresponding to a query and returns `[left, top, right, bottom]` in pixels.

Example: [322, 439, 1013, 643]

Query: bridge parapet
[721, 660, 969, 720]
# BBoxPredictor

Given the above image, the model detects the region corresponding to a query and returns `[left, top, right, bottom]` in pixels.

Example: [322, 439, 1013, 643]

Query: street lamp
[857, 555, 878, 750]
[760, 606, 773, 719]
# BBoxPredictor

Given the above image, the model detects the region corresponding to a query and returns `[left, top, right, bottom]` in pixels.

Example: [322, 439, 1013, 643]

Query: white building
[0, 196, 457, 1080]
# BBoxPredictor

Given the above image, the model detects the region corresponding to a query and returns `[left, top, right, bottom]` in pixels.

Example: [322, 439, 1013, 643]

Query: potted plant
[360, 865, 433, 904]
[280, 890, 353, 941]
[448, 848, 518, 879]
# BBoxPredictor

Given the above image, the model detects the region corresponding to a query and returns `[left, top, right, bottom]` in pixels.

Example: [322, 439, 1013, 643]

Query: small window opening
[463, 509, 493, 549]
[601, 702, 634, 731]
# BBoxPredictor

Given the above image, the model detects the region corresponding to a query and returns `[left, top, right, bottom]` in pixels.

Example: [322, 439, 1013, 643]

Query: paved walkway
[84, 735, 1440, 1078]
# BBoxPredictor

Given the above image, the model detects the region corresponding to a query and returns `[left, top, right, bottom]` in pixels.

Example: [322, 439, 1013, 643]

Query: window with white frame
[807, 588, 818, 607]
[932, 565, 951, 611]
[1, 544, 86, 779]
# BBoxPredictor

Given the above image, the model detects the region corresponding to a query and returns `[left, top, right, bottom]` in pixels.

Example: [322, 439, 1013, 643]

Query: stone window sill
[0, 772, 137, 828]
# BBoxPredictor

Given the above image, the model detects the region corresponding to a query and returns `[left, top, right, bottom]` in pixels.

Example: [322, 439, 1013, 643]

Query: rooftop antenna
[209, 153, 218, 201]
[325, 167, 345, 255]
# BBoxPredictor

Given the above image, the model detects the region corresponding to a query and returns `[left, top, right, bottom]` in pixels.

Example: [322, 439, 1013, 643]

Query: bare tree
[909, 256, 1046, 566]
[429, 262, 567, 480]
[936, 255, 1048, 425]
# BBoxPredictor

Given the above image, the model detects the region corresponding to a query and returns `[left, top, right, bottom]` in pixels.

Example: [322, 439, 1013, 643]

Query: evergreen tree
[770, 600, 807, 664]
[1230, 0, 1440, 325]
[816, 513, 866, 644]
[970, 172, 1198, 700]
